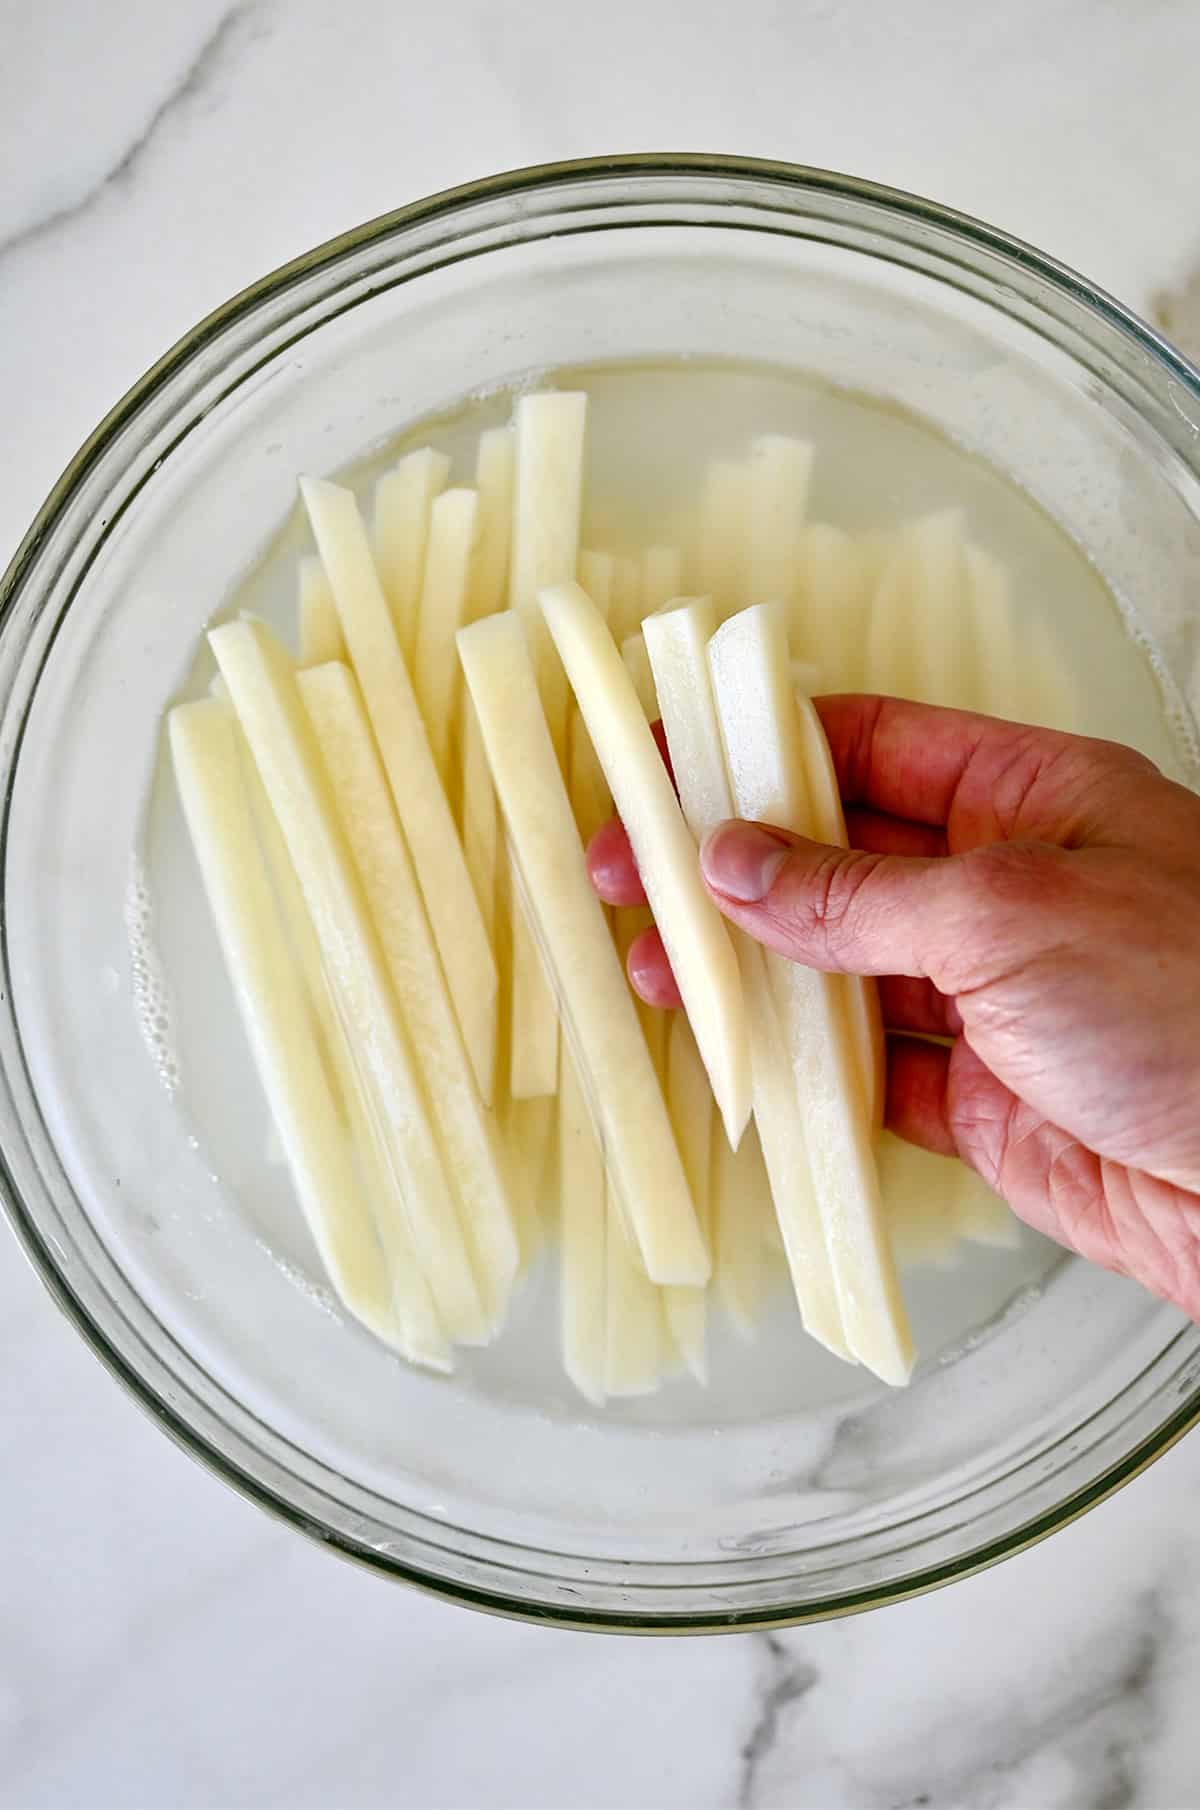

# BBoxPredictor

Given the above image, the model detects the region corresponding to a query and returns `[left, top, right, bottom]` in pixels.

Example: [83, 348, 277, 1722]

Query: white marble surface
[4, 3, 1200, 1805]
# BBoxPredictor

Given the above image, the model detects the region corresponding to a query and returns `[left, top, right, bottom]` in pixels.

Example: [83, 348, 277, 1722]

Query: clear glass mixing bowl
[3, 156, 1199, 1631]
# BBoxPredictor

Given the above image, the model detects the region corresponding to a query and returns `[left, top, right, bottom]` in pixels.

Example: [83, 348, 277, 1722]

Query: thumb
[700, 819, 970, 981]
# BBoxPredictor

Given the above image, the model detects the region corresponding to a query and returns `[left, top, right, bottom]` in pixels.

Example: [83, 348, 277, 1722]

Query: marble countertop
[4, 3, 1200, 1806]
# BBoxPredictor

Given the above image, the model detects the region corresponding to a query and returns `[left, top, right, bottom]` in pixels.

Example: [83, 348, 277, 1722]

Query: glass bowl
[3, 156, 1199, 1633]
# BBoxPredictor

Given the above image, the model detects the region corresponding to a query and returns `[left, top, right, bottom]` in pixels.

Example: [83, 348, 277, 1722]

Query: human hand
[588, 697, 1200, 1316]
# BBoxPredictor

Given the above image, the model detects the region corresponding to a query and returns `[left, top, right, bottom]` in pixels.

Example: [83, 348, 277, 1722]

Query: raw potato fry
[966, 544, 1021, 719]
[621, 631, 657, 718]
[908, 509, 971, 708]
[509, 391, 588, 756]
[708, 603, 914, 1385]
[712, 1120, 771, 1336]
[460, 697, 498, 940]
[168, 699, 416, 1355]
[664, 1012, 712, 1381]
[879, 1132, 962, 1270]
[298, 556, 346, 666]
[373, 448, 451, 657]
[606, 1196, 664, 1395]
[297, 662, 519, 1326]
[865, 537, 920, 699]
[795, 523, 865, 689]
[644, 598, 849, 1356]
[559, 1049, 607, 1402]
[210, 619, 488, 1345]
[413, 487, 480, 779]
[301, 475, 498, 1104]
[696, 458, 748, 615]
[509, 870, 560, 1099]
[745, 435, 813, 607]
[472, 426, 515, 618]
[578, 550, 616, 617]
[505, 1094, 554, 1264]
[641, 545, 685, 614]
[791, 688, 886, 1129]
[541, 581, 751, 1148]
[459, 610, 708, 1285]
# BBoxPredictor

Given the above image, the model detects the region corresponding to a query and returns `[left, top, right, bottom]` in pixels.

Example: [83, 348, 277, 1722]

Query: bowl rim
[3, 152, 1200, 1633]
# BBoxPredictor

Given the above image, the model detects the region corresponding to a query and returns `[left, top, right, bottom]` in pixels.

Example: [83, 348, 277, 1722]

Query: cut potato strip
[966, 544, 1019, 719]
[460, 697, 498, 940]
[791, 689, 886, 1128]
[644, 597, 849, 1355]
[795, 523, 865, 690]
[640, 545, 685, 615]
[509, 867, 560, 1099]
[578, 550, 616, 618]
[413, 487, 480, 779]
[459, 610, 708, 1285]
[373, 447, 451, 657]
[907, 509, 971, 708]
[509, 391, 587, 756]
[954, 1166, 1021, 1249]
[169, 698, 421, 1355]
[621, 631, 657, 719]
[210, 619, 488, 1344]
[605, 1195, 664, 1396]
[697, 458, 748, 615]
[298, 557, 346, 667]
[541, 581, 751, 1148]
[559, 1046, 607, 1404]
[708, 603, 913, 1384]
[568, 707, 612, 847]
[472, 426, 515, 619]
[505, 1093, 554, 1265]
[712, 1120, 771, 1337]
[664, 1013, 712, 1382]
[297, 661, 519, 1326]
[300, 475, 498, 1103]
[745, 435, 813, 608]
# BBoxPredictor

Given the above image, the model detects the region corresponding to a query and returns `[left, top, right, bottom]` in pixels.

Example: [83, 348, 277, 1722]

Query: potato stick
[621, 630, 657, 718]
[210, 619, 488, 1344]
[864, 538, 921, 699]
[505, 1094, 554, 1265]
[644, 598, 849, 1356]
[791, 689, 886, 1128]
[508, 391, 587, 757]
[413, 487, 480, 780]
[559, 1044, 607, 1404]
[298, 556, 346, 666]
[640, 544, 685, 615]
[301, 475, 497, 1103]
[578, 550, 616, 618]
[712, 1118, 771, 1337]
[907, 509, 971, 708]
[373, 447, 451, 657]
[297, 662, 519, 1326]
[459, 611, 708, 1285]
[168, 698, 417, 1354]
[696, 457, 748, 615]
[541, 581, 751, 1148]
[472, 425, 515, 618]
[708, 603, 913, 1384]
[605, 1192, 664, 1396]
[878, 1132, 962, 1270]
[664, 1012, 712, 1382]
[745, 435, 813, 608]
[568, 707, 612, 846]
[460, 695, 498, 941]
[795, 523, 865, 689]
[965, 544, 1020, 718]
[509, 870, 560, 1098]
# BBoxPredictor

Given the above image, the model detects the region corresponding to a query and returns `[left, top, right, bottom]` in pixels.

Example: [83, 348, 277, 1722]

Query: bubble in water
[124, 857, 180, 1095]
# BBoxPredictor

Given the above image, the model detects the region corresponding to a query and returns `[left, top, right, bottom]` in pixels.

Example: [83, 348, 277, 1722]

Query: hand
[588, 696, 1200, 1317]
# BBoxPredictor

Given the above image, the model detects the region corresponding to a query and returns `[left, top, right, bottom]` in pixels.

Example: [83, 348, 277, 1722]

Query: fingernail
[701, 822, 791, 903]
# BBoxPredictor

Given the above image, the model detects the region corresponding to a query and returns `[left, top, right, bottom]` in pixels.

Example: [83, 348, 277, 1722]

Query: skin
[587, 695, 1200, 1319]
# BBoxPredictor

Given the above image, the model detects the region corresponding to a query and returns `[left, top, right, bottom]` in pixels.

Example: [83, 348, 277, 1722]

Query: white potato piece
[641, 545, 685, 614]
[413, 487, 480, 779]
[505, 1093, 554, 1265]
[373, 447, 451, 657]
[664, 1012, 712, 1382]
[459, 610, 708, 1285]
[558, 1046, 607, 1404]
[709, 603, 913, 1384]
[795, 523, 865, 689]
[605, 1191, 664, 1396]
[907, 509, 972, 708]
[578, 550, 616, 618]
[300, 475, 498, 1103]
[509, 391, 588, 756]
[460, 697, 498, 941]
[169, 699, 424, 1356]
[621, 631, 657, 719]
[879, 1132, 962, 1269]
[298, 556, 346, 666]
[297, 661, 519, 1327]
[712, 1119, 772, 1336]
[540, 581, 751, 1149]
[696, 458, 747, 615]
[791, 689, 886, 1128]
[644, 598, 849, 1356]
[508, 862, 560, 1099]
[568, 706, 612, 846]
[472, 426, 515, 618]
[745, 434, 813, 608]
[966, 544, 1021, 719]
[210, 619, 488, 1344]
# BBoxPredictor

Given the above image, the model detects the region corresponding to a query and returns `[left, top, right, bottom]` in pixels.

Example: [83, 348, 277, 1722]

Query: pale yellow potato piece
[509, 391, 588, 756]
[413, 487, 480, 779]
[459, 610, 708, 1285]
[745, 434, 813, 608]
[712, 1119, 771, 1337]
[606, 1193, 664, 1396]
[508, 861, 560, 1099]
[558, 1046, 607, 1404]
[373, 447, 451, 657]
[298, 556, 346, 667]
[297, 661, 519, 1328]
[908, 509, 972, 708]
[708, 603, 913, 1385]
[664, 1012, 712, 1382]
[504, 1093, 554, 1266]
[791, 689, 886, 1129]
[879, 1132, 962, 1270]
[210, 619, 488, 1344]
[472, 426, 515, 619]
[541, 581, 751, 1149]
[966, 544, 1021, 719]
[460, 696, 498, 941]
[644, 598, 849, 1356]
[301, 475, 497, 1103]
[641, 545, 685, 614]
[863, 537, 918, 698]
[568, 706, 612, 846]
[621, 630, 657, 719]
[169, 698, 423, 1356]
[696, 458, 747, 615]
[578, 550, 616, 618]
[795, 523, 865, 689]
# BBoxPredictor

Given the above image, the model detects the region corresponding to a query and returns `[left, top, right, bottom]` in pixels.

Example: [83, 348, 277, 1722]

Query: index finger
[813, 695, 994, 828]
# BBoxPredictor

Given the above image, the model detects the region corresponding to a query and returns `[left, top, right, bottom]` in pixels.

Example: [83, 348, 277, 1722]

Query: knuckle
[775, 847, 885, 963]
